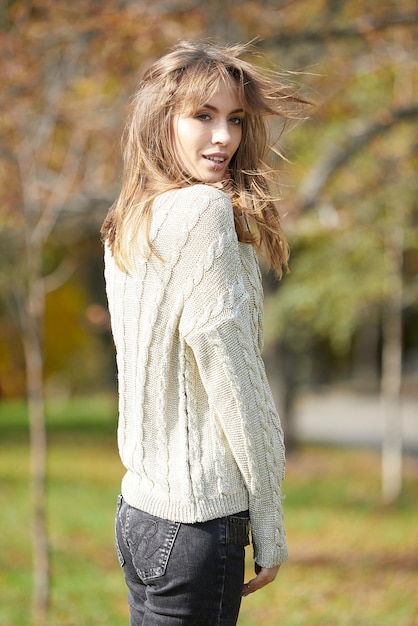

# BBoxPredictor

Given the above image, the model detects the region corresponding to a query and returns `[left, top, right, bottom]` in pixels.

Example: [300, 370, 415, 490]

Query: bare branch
[297, 105, 418, 211]
[31, 126, 88, 246]
[261, 12, 418, 47]
[43, 258, 75, 294]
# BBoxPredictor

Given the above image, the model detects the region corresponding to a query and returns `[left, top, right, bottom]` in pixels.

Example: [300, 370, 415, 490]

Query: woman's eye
[230, 117, 244, 126]
[195, 113, 211, 121]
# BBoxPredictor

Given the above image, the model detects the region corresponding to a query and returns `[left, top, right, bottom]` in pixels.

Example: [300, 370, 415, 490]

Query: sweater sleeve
[180, 189, 288, 567]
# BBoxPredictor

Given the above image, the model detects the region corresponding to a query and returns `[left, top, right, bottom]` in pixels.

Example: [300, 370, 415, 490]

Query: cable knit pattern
[104, 184, 288, 567]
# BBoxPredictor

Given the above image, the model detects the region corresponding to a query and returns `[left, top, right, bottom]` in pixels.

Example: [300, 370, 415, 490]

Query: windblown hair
[101, 40, 308, 277]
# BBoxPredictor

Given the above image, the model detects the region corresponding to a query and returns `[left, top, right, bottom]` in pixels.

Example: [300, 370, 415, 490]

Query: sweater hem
[121, 472, 249, 524]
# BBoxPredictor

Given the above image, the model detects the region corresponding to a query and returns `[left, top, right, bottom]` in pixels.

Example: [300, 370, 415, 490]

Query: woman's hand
[242, 563, 281, 597]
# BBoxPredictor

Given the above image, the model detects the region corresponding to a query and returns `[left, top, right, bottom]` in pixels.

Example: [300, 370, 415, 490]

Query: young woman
[102, 40, 305, 626]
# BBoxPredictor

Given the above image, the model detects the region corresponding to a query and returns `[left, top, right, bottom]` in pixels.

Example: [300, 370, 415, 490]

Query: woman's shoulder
[169, 184, 233, 221]
[167, 183, 230, 204]
[152, 185, 234, 245]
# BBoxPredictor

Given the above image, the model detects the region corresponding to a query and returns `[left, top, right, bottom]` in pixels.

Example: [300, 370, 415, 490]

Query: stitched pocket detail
[126, 507, 181, 582]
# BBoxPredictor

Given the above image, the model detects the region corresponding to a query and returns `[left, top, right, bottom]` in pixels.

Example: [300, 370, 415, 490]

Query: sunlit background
[1, 1, 417, 625]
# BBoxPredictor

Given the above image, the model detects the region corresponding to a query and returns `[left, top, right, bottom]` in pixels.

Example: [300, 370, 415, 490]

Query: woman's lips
[203, 154, 228, 170]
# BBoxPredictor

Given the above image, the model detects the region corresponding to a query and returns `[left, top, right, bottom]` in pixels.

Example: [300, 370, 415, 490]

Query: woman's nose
[212, 123, 231, 145]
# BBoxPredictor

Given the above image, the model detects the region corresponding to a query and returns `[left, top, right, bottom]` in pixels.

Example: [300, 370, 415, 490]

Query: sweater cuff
[250, 498, 288, 568]
[253, 542, 288, 568]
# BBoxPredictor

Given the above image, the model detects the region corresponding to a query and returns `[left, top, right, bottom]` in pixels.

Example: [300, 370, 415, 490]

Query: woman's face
[172, 76, 244, 184]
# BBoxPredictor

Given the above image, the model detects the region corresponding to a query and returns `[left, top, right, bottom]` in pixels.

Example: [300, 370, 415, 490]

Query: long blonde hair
[101, 40, 307, 277]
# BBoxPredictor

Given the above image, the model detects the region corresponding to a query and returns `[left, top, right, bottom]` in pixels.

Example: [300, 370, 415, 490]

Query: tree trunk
[19, 241, 49, 626]
[380, 219, 404, 504]
[25, 317, 49, 626]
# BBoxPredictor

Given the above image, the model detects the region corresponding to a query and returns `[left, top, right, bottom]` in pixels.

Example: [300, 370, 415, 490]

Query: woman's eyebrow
[201, 104, 245, 114]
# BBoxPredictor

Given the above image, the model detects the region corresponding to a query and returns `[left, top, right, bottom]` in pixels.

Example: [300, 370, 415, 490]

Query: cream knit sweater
[104, 184, 288, 567]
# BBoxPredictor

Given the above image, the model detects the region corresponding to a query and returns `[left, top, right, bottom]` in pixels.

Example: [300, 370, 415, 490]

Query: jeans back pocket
[124, 505, 180, 582]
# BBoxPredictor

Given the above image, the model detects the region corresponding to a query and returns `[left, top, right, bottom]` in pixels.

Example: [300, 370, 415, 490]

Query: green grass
[0, 398, 417, 625]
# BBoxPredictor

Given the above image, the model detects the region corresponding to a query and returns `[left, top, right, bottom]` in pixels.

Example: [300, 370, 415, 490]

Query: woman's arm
[180, 188, 288, 569]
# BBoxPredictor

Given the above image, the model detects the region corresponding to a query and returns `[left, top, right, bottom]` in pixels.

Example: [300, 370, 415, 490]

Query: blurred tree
[256, 0, 418, 502]
[0, 1, 201, 623]
[1, 4, 109, 621]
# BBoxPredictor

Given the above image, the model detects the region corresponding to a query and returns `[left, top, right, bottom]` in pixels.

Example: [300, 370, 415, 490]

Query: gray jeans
[114, 495, 250, 625]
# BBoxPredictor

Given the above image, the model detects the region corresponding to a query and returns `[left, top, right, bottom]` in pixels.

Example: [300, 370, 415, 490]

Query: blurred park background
[1, 1, 417, 625]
